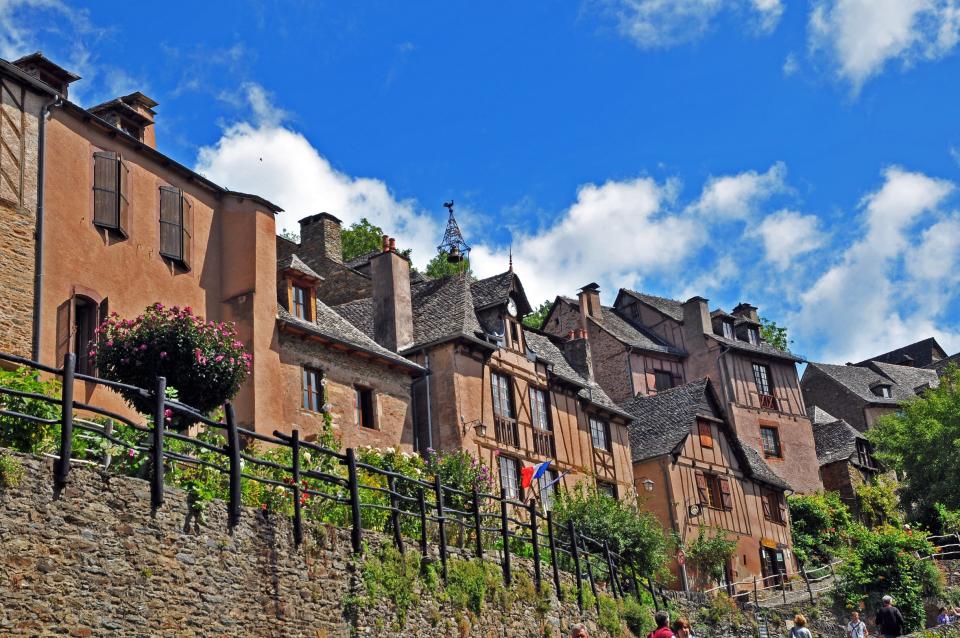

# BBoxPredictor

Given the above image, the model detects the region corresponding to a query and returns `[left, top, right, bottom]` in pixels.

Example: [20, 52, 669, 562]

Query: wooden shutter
[777, 494, 787, 524]
[761, 491, 772, 520]
[698, 420, 713, 449]
[159, 186, 182, 260]
[695, 471, 709, 505]
[93, 151, 118, 228]
[117, 158, 129, 236]
[719, 477, 733, 510]
[180, 195, 192, 269]
[55, 297, 74, 363]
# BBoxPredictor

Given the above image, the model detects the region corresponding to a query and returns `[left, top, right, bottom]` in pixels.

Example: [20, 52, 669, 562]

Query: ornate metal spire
[437, 200, 470, 264]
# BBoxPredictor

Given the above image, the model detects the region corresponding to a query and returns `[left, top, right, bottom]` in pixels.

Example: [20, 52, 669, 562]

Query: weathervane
[437, 200, 470, 266]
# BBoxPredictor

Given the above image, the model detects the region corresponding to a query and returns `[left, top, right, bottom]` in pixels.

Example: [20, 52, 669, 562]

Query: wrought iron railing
[533, 428, 555, 457]
[494, 415, 520, 448]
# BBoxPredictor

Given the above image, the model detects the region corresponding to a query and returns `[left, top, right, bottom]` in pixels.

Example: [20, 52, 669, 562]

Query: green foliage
[934, 503, 960, 535]
[552, 482, 669, 577]
[788, 491, 854, 564]
[868, 366, 960, 524]
[856, 476, 902, 528]
[703, 592, 745, 627]
[834, 524, 942, 632]
[92, 303, 251, 425]
[759, 317, 791, 351]
[622, 596, 655, 636]
[0, 451, 25, 489]
[341, 218, 412, 262]
[682, 527, 737, 586]
[279, 228, 300, 243]
[360, 544, 422, 627]
[0, 367, 61, 453]
[596, 592, 623, 637]
[424, 252, 471, 279]
[522, 300, 552, 330]
[445, 558, 502, 615]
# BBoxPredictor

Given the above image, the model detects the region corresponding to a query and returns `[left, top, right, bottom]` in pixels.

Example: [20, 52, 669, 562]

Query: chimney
[577, 282, 602, 326]
[563, 329, 595, 381]
[371, 236, 413, 352]
[87, 92, 159, 148]
[12, 51, 80, 97]
[732, 302, 759, 324]
[681, 296, 711, 335]
[299, 212, 343, 265]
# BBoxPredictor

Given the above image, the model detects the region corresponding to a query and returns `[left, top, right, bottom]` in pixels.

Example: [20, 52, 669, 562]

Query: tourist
[936, 607, 951, 626]
[874, 595, 905, 638]
[570, 623, 590, 638]
[848, 611, 868, 638]
[650, 611, 674, 638]
[790, 614, 813, 638]
[672, 617, 695, 638]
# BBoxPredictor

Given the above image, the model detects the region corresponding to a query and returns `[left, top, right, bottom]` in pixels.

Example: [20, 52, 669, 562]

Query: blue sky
[3, 0, 960, 363]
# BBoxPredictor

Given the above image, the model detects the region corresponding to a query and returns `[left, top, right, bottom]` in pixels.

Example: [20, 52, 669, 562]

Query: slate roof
[278, 253, 322, 280]
[277, 305, 423, 372]
[926, 352, 960, 376]
[560, 297, 684, 356]
[813, 417, 868, 467]
[523, 330, 632, 419]
[334, 273, 489, 354]
[807, 361, 937, 404]
[619, 379, 790, 490]
[809, 406, 837, 424]
[471, 271, 533, 315]
[620, 289, 684, 321]
[344, 250, 381, 270]
[707, 333, 803, 363]
[857, 337, 947, 368]
[868, 361, 940, 394]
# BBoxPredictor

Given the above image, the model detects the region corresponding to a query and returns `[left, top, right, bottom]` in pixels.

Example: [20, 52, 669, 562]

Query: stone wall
[0, 451, 622, 638]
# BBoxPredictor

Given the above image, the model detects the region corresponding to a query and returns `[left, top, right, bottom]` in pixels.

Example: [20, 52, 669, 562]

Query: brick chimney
[371, 236, 413, 352]
[563, 328, 594, 381]
[731, 302, 759, 324]
[577, 282, 602, 326]
[298, 212, 343, 265]
[12, 51, 80, 97]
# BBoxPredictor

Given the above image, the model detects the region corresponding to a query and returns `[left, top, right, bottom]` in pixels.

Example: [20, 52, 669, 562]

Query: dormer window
[722, 321, 734, 339]
[856, 440, 877, 469]
[872, 384, 892, 399]
[292, 285, 308, 320]
[747, 327, 759, 345]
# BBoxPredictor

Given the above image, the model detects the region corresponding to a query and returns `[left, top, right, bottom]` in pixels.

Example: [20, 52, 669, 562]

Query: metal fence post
[753, 576, 759, 608]
[780, 573, 787, 605]
[291, 429, 303, 547]
[546, 511, 562, 600]
[224, 403, 241, 529]
[346, 448, 363, 554]
[417, 487, 428, 557]
[500, 493, 512, 586]
[388, 474, 404, 555]
[603, 540, 620, 598]
[568, 520, 583, 612]
[529, 499, 542, 593]
[472, 488, 483, 560]
[434, 475, 448, 583]
[54, 353, 76, 491]
[151, 376, 166, 509]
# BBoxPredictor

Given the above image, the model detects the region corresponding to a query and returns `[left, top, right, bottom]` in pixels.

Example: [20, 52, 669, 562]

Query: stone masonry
[0, 451, 619, 638]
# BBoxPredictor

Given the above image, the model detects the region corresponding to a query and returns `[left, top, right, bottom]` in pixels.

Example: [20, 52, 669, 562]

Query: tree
[682, 527, 737, 587]
[424, 252, 471, 279]
[341, 218, 412, 262]
[522, 300, 552, 329]
[868, 365, 960, 524]
[759, 317, 791, 351]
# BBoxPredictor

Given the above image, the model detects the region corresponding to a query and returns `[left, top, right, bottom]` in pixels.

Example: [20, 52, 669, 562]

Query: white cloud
[690, 161, 788, 219]
[751, 209, 826, 269]
[808, 0, 960, 92]
[793, 167, 958, 362]
[677, 255, 739, 300]
[782, 52, 799, 75]
[600, 0, 784, 49]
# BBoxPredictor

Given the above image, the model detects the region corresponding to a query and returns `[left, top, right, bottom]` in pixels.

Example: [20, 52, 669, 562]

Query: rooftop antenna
[508, 244, 513, 272]
[437, 200, 470, 268]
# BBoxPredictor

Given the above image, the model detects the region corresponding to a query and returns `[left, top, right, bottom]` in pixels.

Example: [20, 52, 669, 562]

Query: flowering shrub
[91, 303, 251, 425]
[0, 367, 61, 453]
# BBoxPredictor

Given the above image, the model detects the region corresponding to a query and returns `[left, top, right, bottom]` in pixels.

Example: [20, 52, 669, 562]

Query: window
[491, 372, 514, 419]
[872, 384, 892, 398]
[499, 456, 521, 500]
[696, 472, 732, 510]
[301, 367, 322, 412]
[752, 363, 776, 409]
[92, 151, 129, 237]
[509, 321, 521, 351]
[292, 285, 308, 320]
[856, 440, 877, 469]
[355, 387, 376, 429]
[589, 417, 611, 452]
[698, 419, 714, 449]
[596, 480, 618, 499]
[530, 387, 550, 431]
[762, 490, 787, 524]
[760, 426, 782, 458]
[55, 294, 108, 375]
[540, 468, 559, 510]
[722, 321, 734, 339]
[159, 186, 193, 269]
[747, 327, 759, 345]
[653, 370, 675, 392]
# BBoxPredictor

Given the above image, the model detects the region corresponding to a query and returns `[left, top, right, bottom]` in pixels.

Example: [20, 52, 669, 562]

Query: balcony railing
[758, 393, 778, 410]
[494, 416, 520, 448]
[532, 428, 555, 458]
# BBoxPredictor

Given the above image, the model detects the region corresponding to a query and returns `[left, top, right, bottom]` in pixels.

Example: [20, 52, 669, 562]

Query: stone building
[810, 407, 882, 519]
[620, 379, 794, 591]
[801, 360, 939, 433]
[0, 54, 61, 359]
[857, 337, 948, 368]
[544, 287, 821, 494]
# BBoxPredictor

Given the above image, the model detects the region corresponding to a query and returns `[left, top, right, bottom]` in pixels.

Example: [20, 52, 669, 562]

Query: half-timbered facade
[621, 380, 794, 590]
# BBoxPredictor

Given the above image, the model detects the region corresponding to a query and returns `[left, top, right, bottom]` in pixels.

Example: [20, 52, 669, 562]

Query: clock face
[507, 298, 517, 317]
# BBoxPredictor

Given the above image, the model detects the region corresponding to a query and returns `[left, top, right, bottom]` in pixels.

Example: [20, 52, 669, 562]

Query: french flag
[520, 461, 551, 489]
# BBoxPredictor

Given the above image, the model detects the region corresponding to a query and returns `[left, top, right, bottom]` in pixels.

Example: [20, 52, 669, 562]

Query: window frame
[653, 369, 675, 392]
[355, 386, 376, 430]
[498, 455, 521, 500]
[596, 480, 618, 499]
[159, 185, 193, 270]
[540, 468, 559, 510]
[696, 471, 733, 511]
[762, 489, 787, 525]
[92, 150, 129, 238]
[589, 416, 611, 452]
[697, 419, 714, 449]
[722, 320, 734, 339]
[529, 386, 551, 431]
[301, 367, 323, 412]
[747, 327, 759, 345]
[292, 284, 308, 321]
[760, 425, 782, 458]
[491, 371, 515, 420]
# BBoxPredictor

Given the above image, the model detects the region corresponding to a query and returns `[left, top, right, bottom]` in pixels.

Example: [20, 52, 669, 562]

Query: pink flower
[159, 351, 167, 359]
[183, 306, 193, 315]
[106, 340, 114, 347]
[139, 344, 147, 351]
[128, 449, 135, 458]
[215, 355, 224, 362]
[88, 350, 96, 358]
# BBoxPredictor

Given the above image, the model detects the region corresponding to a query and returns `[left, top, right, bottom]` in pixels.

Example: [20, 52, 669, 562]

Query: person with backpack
[790, 614, 813, 638]
[874, 596, 905, 638]
[848, 611, 868, 638]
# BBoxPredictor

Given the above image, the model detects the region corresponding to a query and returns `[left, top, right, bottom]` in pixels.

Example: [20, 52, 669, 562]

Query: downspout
[716, 344, 734, 406]
[31, 95, 62, 361]
[423, 350, 433, 450]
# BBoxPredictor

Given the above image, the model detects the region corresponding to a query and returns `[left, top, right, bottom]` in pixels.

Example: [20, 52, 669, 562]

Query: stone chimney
[577, 282, 602, 326]
[731, 302, 759, 324]
[681, 296, 711, 334]
[563, 328, 594, 381]
[87, 92, 159, 148]
[12, 51, 80, 98]
[371, 236, 413, 352]
[298, 212, 343, 265]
